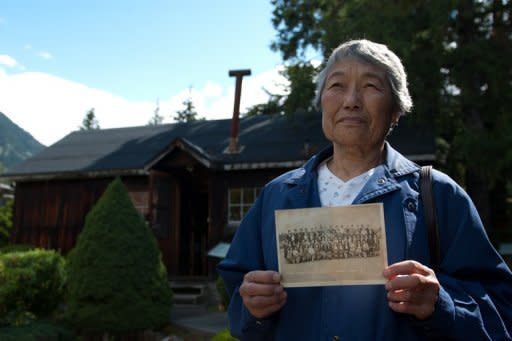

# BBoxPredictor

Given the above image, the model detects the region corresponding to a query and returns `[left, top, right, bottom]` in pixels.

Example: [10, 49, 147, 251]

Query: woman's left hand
[383, 260, 440, 320]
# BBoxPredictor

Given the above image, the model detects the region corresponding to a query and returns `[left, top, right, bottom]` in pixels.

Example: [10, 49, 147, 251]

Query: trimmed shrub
[0, 249, 66, 318]
[212, 328, 239, 341]
[0, 199, 13, 247]
[216, 276, 231, 309]
[0, 244, 35, 255]
[65, 177, 172, 334]
[0, 319, 74, 341]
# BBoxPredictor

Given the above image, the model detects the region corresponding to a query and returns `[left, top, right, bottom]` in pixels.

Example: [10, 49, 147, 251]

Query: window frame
[227, 186, 261, 227]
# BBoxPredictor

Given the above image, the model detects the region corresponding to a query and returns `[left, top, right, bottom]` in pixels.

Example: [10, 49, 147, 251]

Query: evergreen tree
[245, 62, 317, 116]
[65, 177, 172, 335]
[269, 0, 512, 230]
[280, 62, 317, 114]
[148, 100, 164, 126]
[174, 97, 198, 122]
[80, 108, 100, 130]
[245, 91, 283, 116]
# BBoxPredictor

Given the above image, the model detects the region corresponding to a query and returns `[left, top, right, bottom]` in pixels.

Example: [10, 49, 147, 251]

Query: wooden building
[2, 113, 435, 279]
[0, 183, 13, 206]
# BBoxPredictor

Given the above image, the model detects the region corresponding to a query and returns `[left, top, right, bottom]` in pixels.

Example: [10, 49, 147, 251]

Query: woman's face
[320, 58, 398, 151]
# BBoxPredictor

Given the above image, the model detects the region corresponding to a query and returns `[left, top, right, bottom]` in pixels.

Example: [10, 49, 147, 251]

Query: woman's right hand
[239, 270, 287, 319]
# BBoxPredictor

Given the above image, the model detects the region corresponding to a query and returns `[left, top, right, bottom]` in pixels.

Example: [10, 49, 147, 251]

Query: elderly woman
[217, 39, 512, 340]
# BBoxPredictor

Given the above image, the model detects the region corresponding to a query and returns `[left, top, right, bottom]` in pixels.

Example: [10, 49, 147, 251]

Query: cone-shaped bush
[65, 177, 172, 333]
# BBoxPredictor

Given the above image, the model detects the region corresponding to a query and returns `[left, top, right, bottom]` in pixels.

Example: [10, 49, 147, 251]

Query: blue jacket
[217, 143, 512, 340]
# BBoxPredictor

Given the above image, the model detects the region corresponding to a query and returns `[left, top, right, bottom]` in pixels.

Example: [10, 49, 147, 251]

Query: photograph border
[275, 203, 388, 287]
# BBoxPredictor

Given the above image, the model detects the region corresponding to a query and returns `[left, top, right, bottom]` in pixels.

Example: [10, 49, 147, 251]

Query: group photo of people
[278, 224, 381, 264]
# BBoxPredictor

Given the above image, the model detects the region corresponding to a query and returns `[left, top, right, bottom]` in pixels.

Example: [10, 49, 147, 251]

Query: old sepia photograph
[275, 203, 388, 287]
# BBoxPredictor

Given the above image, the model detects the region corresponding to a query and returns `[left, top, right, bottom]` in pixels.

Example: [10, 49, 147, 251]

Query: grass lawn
[163, 323, 215, 340]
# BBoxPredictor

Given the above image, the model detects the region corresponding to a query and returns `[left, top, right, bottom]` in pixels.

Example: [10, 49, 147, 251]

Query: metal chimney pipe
[228, 69, 251, 153]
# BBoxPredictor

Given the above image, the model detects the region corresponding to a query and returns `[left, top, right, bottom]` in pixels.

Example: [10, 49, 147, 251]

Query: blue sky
[0, 1, 292, 145]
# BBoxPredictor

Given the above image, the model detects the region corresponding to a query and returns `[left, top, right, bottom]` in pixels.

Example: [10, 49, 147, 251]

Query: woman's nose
[343, 86, 361, 109]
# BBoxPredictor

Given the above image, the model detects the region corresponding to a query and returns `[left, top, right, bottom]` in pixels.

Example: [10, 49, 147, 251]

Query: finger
[243, 290, 287, 310]
[383, 260, 432, 279]
[244, 291, 287, 319]
[386, 271, 440, 293]
[240, 281, 283, 297]
[244, 270, 281, 284]
[262, 295, 287, 313]
[388, 282, 438, 301]
[249, 297, 287, 319]
[388, 300, 435, 320]
[385, 273, 422, 291]
[387, 289, 414, 303]
[387, 288, 435, 303]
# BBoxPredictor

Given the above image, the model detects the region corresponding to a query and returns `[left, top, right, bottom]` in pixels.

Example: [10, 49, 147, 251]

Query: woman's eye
[365, 82, 383, 90]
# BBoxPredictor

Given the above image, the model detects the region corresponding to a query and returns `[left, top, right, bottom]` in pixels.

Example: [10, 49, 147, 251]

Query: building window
[129, 191, 149, 219]
[228, 187, 261, 224]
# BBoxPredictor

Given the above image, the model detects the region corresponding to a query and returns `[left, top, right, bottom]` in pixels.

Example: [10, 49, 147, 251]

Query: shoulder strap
[420, 165, 441, 272]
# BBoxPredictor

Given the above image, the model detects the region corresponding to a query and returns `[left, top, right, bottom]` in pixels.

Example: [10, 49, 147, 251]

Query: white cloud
[162, 66, 289, 121]
[37, 51, 53, 60]
[0, 69, 154, 146]
[24, 44, 32, 50]
[0, 65, 288, 146]
[201, 81, 223, 98]
[0, 55, 19, 68]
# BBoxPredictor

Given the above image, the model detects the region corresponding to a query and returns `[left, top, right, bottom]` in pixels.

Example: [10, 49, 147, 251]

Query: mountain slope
[0, 112, 45, 171]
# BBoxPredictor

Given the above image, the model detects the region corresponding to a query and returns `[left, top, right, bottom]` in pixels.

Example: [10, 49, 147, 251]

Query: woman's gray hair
[314, 39, 413, 116]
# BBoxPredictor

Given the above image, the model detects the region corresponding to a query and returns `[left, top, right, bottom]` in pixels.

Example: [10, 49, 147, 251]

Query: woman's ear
[387, 113, 401, 135]
[391, 112, 401, 127]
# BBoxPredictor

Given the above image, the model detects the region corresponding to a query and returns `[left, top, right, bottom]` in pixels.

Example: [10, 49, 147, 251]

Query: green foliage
[216, 276, 231, 309]
[0, 244, 35, 255]
[65, 177, 172, 334]
[0, 199, 13, 246]
[80, 108, 100, 130]
[174, 97, 200, 122]
[269, 0, 512, 229]
[245, 90, 283, 117]
[148, 100, 164, 126]
[281, 62, 317, 114]
[0, 249, 66, 319]
[0, 319, 74, 341]
[1, 310, 36, 328]
[211, 328, 239, 341]
[270, 0, 450, 121]
[245, 62, 317, 116]
[270, 0, 324, 61]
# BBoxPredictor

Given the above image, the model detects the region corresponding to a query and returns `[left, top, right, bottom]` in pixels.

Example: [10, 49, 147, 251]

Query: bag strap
[420, 165, 441, 272]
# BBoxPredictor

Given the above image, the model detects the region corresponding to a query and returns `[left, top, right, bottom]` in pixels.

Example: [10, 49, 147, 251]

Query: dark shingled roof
[3, 113, 435, 180]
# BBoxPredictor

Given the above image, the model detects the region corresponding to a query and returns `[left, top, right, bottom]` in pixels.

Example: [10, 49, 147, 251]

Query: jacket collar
[284, 141, 420, 186]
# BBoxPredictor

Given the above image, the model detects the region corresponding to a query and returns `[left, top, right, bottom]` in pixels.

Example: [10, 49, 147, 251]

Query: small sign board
[207, 242, 231, 259]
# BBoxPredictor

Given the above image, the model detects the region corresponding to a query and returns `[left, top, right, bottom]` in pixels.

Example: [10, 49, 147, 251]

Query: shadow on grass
[0, 319, 74, 341]
[163, 323, 215, 341]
